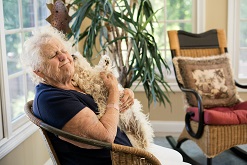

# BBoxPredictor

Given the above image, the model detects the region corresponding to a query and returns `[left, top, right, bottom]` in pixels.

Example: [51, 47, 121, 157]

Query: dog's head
[72, 52, 91, 71]
[97, 54, 112, 71]
[96, 54, 120, 78]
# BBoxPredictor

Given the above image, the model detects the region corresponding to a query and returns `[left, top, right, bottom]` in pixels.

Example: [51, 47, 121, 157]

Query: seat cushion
[187, 101, 247, 125]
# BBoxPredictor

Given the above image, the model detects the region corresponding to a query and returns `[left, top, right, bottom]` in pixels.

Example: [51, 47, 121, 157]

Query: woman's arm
[61, 72, 120, 148]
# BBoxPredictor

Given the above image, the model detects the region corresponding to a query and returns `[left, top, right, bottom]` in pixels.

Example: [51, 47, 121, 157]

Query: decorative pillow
[173, 54, 240, 108]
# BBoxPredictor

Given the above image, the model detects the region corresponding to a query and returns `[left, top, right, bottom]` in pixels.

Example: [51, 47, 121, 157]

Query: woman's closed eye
[61, 49, 67, 53]
[49, 50, 67, 59]
[49, 52, 57, 59]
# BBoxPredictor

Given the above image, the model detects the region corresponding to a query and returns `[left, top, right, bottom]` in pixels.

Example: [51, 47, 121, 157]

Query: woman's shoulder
[36, 83, 74, 97]
[36, 83, 63, 92]
[33, 83, 87, 128]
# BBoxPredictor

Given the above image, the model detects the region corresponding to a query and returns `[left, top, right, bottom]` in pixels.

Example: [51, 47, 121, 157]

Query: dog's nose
[71, 54, 76, 60]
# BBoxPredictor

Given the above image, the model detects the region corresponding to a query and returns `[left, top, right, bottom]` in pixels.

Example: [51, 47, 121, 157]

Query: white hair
[20, 26, 73, 84]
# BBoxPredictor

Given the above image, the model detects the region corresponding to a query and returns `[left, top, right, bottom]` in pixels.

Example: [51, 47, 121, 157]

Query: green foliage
[68, 0, 172, 108]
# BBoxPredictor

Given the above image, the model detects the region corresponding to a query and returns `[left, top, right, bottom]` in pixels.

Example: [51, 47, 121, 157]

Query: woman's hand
[120, 88, 134, 113]
[100, 72, 118, 92]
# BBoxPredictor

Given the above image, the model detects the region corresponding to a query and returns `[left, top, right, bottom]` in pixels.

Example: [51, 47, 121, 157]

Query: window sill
[131, 82, 180, 92]
[0, 121, 38, 159]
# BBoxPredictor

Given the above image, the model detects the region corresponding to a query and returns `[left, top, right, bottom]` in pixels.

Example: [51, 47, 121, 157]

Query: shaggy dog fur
[71, 52, 154, 149]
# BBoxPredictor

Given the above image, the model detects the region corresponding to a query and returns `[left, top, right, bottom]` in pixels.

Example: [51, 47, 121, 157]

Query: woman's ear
[33, 70, 45, 79]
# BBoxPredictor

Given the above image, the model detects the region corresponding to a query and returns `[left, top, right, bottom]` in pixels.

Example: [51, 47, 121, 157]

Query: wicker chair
[166, 29, 247, 165]
[24, 100, 161, 165]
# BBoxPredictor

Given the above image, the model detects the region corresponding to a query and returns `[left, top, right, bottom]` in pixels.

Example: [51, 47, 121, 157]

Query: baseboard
[151, 121, 185, 137]
[44, 159, 53, 165]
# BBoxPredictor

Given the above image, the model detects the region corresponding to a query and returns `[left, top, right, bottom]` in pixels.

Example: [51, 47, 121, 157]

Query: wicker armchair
[24, 100, 161, 165]
[166, 29, 247, 165]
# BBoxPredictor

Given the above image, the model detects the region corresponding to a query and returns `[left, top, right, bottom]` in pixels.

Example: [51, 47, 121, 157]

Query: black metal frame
[171, 48, 205, 139]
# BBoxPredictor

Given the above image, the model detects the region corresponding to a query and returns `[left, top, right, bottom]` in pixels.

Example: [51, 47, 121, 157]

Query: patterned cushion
[173, 54, 240, 108]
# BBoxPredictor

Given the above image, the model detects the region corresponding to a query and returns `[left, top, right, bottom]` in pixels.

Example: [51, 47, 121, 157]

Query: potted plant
[48, 0, 172, 108]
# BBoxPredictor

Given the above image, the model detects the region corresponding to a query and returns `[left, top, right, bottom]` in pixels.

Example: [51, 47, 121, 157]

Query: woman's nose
[57, 52, 66, 61]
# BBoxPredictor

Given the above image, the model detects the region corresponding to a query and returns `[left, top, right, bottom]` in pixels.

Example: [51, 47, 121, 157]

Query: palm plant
[68, 0, 171, 107]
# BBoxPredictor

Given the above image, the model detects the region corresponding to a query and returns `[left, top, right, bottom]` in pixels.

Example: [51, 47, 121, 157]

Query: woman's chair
[24, 100, 161, 165]
[166, 29, 247, 165]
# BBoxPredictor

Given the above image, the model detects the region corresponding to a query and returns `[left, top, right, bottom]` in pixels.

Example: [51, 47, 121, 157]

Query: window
[0, 0, 49, 158]
[150, 0, 204, 87]
[228, 0, 247, 84]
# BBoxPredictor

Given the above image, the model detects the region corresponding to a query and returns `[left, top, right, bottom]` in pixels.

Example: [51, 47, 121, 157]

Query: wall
[0, 0, 234, 165]
[0, 131, 50, 165]
[205, 0, 227, 31]
[138, 92, 247, 120]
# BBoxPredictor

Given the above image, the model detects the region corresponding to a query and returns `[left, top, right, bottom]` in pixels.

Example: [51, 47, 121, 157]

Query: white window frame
[227, 0, 247, 89]
[0, 0, 50, 159]
[196, 0, 205, 33]
[0, 32, 3, 141]
[228, 0, 242, 81]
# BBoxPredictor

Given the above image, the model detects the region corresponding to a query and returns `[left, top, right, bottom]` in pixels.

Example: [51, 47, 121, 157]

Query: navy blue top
[33, 83, 132, 165]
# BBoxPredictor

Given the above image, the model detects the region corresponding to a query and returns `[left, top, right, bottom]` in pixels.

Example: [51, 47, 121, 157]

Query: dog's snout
[105, 59, 109, 65]
[72, 54, 77, 60]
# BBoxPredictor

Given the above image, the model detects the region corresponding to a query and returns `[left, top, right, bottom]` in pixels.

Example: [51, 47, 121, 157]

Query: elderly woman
[21, 26, 135, 164]
[21, 26, 188, 165]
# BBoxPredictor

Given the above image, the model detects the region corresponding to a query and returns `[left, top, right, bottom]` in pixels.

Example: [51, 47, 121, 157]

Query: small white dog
[71, 52, 154, 149]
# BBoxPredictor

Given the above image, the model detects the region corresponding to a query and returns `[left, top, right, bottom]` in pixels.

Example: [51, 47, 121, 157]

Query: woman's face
[39, 38, 74, 84]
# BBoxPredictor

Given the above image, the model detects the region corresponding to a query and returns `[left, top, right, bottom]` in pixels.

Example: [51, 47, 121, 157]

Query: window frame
[227, 0, 247, 89]
[228, 0, 241, 82]
[0, 0, 49, 159]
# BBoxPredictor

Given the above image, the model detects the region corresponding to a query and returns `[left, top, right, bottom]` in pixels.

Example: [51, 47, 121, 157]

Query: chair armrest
[111, 144, 161, 165]
[25, 100, 161, 164]
[40, 122, 112, 149]
[179, 86, 204, 139]
[41, 123, 161, 164]
[235, 80, 247, 89]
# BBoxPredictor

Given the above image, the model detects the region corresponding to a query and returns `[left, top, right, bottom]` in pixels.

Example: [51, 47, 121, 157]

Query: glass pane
[164, 50, 175, 79]
[37, 0, 49, 26]
[153, 22, 165, 49]
[9, 75, 25, 121]
[166, 22, 192, 32]
[240, 0, 247, 19]
[154, 50, 175, 79]
[238, 49, 247, 78]
[22, 0, 35, 28]
[5, 33, 22, 75]
[167, 0, 192, 20]
[23, 31, 33, 42]
[151, 0, 165, 21]
[3, 0, 20, 30]
[240, 22, 247, 47]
